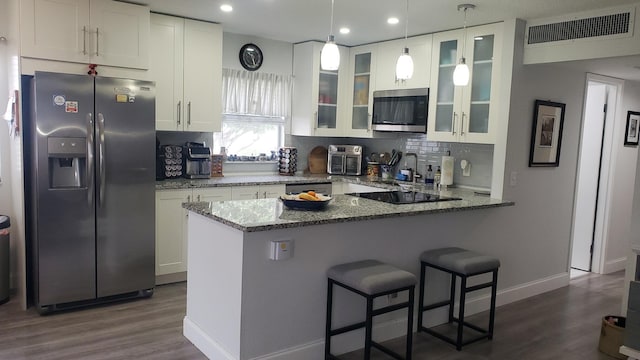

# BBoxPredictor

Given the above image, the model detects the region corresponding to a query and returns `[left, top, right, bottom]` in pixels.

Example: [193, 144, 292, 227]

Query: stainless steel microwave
[372, 88, 429, 133]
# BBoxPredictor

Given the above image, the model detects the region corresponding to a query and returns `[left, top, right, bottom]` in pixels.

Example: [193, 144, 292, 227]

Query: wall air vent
[528, 12, 632, 44]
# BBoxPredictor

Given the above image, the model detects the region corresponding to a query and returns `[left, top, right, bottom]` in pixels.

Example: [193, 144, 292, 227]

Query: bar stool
[417, 247, 500, 350]
[325, 259, 417, 360]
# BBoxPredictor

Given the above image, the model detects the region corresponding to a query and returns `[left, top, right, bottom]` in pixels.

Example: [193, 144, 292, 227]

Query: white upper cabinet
[344, 44, 377, 138]
[427, 23, 502, 144]
[20, 0, 149, 69]
[374, 35, 432, 91]
[150, 14, 222, 132]
[291, 41, 350, 137]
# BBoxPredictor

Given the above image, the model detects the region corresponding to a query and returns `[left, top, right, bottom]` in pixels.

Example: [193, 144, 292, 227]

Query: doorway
[570, 74, 620, 274]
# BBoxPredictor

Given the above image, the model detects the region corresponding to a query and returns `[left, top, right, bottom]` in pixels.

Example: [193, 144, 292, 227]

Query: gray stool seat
[420, 247, 500, 275]
[418, 247, 500, 351]
[327, 259, 417, 295]
[326, 259, 416, 359]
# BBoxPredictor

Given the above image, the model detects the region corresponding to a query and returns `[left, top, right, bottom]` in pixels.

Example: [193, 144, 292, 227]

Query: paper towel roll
[441, 156, 454, 185]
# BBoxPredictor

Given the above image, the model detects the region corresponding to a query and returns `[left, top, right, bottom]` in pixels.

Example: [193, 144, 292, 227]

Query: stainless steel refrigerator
[26, 71, 155, 313]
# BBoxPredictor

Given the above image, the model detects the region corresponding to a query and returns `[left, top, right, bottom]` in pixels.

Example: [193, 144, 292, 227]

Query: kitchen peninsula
[182, 185, 513, 360]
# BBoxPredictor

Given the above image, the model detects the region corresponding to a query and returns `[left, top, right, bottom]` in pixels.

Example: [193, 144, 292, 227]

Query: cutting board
[308, 146, 328, 174]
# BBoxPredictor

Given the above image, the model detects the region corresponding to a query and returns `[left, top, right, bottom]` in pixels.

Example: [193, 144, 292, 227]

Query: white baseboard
[184, 273, 570, 360]
[183, 316, 237, 360]
[602, 257, 628, 274]
[249, 340, 324, 360]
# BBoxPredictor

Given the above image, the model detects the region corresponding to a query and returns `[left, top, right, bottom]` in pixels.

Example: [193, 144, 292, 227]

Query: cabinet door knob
[187, 195, 191, 202]
[197, 194, 201, 201]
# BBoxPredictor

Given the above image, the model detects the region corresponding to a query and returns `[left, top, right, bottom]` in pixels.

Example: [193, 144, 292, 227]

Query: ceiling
[139, 0, 640, 81]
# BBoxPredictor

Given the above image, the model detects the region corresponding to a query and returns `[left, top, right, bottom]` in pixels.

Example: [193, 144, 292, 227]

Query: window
[218, 69, 292, 159]
[214, 114, 284, 159]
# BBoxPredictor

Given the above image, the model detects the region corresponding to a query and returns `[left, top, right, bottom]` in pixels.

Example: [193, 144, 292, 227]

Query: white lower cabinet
[155, 187, 231, 279]
[231, 184, 285, 200]
[155, 189, 191, 277]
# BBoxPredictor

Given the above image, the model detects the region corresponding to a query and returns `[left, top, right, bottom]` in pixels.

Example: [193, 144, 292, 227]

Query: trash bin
[598, 315, 626, 359]
[0, 215, 9, 305]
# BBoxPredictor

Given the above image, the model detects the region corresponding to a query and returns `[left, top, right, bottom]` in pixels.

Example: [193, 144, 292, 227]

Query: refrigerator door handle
[97, 113, 106, 207]
[87, 113, 95, 206]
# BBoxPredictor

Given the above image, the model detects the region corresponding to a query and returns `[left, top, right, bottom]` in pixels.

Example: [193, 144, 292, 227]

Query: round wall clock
[239, 43, 263, 71]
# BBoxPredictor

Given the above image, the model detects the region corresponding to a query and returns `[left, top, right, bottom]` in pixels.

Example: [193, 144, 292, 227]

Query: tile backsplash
[289, 133, 493, 189]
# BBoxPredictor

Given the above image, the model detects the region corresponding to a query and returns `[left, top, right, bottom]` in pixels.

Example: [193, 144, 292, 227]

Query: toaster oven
[327, 145, 363, 175]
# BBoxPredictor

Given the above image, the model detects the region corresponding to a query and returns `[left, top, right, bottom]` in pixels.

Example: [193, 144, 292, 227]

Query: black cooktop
[346, 191, 461, 204]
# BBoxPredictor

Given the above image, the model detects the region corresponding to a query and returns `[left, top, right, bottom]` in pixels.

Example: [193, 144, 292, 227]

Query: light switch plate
[510, 171, 517, 186]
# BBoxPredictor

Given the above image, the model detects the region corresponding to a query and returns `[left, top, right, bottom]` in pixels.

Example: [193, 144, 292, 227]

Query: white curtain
[222, 68, 292, 118]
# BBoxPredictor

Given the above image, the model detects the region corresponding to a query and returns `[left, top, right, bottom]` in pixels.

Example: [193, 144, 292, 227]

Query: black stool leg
[364, 296, 374, 360]
[406, 287, 414, 360]
[448, 273, 456, 323]
[417, 262, 426, 331]
[325, 279, 333, 358]
[456, 276, 467, 351]
[488, 269, 498, 340]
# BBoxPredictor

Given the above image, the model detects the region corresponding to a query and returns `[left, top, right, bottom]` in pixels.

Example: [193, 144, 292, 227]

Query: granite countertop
[183, 188, 513, 232]
[156, 174, 335, 190]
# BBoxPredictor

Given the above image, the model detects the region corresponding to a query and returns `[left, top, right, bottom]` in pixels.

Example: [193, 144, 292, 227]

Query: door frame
[570, 73, 623, 274]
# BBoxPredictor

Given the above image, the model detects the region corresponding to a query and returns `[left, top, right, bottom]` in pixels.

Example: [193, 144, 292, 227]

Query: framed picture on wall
[624, 111, 640, 146]
[529, 99, 566, 167]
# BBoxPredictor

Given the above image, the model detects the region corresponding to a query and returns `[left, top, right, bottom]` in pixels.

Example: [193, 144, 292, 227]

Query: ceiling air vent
[528, 11, 631, 44]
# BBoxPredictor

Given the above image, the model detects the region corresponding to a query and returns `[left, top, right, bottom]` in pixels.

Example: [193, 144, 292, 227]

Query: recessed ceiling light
[387, 17, 399, 25]
[339, 27, 350, 34]
[220, 4, 233, 12]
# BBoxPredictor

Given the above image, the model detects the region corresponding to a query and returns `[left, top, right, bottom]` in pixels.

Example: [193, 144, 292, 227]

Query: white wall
[500, 54, 640, 279]
[600, 80, 640, 272]
[4, 0, 26, 308]
[222, 32, 293, 75]
[0, 0, 11, 212]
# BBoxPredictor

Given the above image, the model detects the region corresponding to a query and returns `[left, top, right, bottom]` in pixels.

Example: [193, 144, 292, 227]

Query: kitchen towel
[441, 156, 454, 186]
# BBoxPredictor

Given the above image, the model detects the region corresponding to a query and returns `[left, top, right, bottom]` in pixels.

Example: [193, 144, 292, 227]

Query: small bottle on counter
[425, 165, 434, 184]
[434, 166, 442, 190]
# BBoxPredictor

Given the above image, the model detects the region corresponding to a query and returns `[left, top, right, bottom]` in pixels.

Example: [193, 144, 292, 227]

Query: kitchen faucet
[405, 153, 421, 189]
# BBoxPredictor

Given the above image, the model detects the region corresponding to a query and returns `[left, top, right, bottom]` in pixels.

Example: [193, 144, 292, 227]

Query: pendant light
[321, 0, 340, 71]
[453, 4, 475, 86]
[395, 0, 413, 80]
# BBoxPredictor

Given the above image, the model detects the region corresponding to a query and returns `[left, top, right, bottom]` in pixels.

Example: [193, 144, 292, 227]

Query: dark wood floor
[0, 271, 624, 360]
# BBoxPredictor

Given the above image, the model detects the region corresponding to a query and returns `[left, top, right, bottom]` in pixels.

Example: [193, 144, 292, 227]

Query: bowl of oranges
[279, 191, 332, 210]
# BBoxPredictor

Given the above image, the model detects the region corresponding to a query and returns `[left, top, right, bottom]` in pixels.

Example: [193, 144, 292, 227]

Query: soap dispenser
[425, 165, 434, 184]
[434, 166, 442, 189]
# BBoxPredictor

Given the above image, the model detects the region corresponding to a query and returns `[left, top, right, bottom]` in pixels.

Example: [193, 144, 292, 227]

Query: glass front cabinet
[427, 23, 502, 144]
[344, 44, 377, 137]
[292, 41, 349, 137]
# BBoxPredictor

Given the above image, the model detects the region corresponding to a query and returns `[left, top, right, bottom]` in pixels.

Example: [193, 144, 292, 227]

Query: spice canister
[366, 162, 380, 179]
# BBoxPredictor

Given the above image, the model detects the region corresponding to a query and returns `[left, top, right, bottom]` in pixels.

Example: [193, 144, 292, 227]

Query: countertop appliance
[328, 145, 363, 175]
[346, 190, 461, 204]
[24, 71, 155, 313]
[372, 88, 428, 133]
[183, 142, 211, 179]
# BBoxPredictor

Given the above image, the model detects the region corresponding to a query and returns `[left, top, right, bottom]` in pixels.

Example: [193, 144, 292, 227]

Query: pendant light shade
[396, 47, 414, 80]
[321, 35, 340, 71]
[453, 58, 470, 86]
[321, 0, 340, 71]
[453, 4, 475, 87]
[395, 0, 413, 80]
